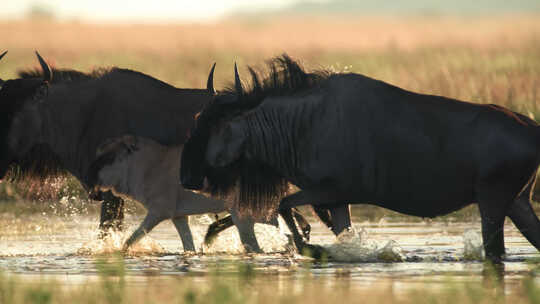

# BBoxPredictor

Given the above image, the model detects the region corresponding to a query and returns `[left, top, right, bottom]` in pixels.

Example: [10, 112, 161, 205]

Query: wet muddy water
[1, 210, 539, 296]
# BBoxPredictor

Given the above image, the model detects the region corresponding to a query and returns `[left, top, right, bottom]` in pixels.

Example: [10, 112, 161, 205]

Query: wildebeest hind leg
[292, 208, 312, 241]
[478, 199, 507, 264]
[172, 216, 196, 252]
[278, 190, 337, 258]
[204, 216, 234, 246]
[508, 179, 540, 252]
[122, 213, 164, 252]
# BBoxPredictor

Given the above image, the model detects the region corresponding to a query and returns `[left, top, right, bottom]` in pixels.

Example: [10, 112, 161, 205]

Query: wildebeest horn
[207, 63, 216, 94]
[0, 51, 6, 86]
[234, 63, 243, 96]
[35, 51, 52, 82]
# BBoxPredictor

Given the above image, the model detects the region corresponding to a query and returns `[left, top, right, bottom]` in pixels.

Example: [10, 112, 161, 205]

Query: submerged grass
[1, 256, 540, 304]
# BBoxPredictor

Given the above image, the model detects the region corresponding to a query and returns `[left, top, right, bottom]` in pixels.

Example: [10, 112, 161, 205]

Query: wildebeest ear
[35, 51, 52, 83]
[207, 63, 216, 95]
[206, 121, 245, 167]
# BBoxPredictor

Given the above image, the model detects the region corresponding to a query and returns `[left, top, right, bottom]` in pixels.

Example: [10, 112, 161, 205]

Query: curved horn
[248, 67, 261, 95]
[234, 62, 243, 96]
[35, 51, 52, 82]
[0, 51, 6, 86]
[207, 63, 216, 94]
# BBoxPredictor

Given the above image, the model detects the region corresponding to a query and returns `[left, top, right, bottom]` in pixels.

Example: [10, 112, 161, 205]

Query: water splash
[77, 229, 165, 255]
[462, 229, 483, 261]
[322, 228, 404, 262]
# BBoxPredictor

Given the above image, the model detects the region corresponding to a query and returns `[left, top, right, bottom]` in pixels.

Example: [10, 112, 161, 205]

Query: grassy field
[0, 14, 539, 210]
[1, 15, 539, 115]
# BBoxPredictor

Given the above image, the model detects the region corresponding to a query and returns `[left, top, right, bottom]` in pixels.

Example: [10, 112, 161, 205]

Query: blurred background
[2, 4, 540, 302]
[1, 0, 539, 203]
[1, 1, 539, 115]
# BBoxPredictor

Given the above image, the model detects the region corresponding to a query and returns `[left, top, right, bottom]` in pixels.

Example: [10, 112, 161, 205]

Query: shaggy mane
[197, 54, 331, 129]
[189, 54, 331, 219]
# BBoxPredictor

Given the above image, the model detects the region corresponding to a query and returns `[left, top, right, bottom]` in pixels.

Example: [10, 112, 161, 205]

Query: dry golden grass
[1, 15, 539, 100]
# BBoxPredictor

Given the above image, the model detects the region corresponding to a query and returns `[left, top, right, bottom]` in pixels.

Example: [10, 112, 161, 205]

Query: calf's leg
[172, 216, 196, 252]
[230, 209, 263, 253]
[123, 213, 164, 251]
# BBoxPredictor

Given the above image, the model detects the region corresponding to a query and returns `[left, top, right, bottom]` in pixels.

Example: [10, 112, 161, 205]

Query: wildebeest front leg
[123, 213, 163, 251]
[172, 216, 196, 252]
[327, 204, 352, 236]
[291, 208, 312, 241]
[98, 191, 125, 238]
[279, 190, 336, 258]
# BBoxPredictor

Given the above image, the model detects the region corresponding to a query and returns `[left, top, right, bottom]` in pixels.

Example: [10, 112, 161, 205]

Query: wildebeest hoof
[299, 243, 331, 260]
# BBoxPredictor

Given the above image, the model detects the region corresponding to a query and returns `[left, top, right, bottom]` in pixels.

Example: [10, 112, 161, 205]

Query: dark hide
[4, 67, 114, 181]
[1, 66, 207, 182]
[181, 54, 540, 262]
[1, 60, 317, 252]
[181, 55, 327, 219]
[0, 78, 48, 177]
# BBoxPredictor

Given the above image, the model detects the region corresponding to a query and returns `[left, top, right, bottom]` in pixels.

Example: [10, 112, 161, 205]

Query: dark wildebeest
[180, 55, 540, 263]
[15, 57, 125, 235]
[0, 52, 315, 253]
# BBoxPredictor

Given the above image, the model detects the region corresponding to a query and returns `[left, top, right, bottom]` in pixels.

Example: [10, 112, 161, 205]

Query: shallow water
[1, 210, 539, 296]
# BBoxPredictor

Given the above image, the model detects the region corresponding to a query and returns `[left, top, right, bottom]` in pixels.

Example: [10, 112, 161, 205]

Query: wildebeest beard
[6, 144, 66, 182]
[185, 54, 328, 219]
[2, 66, 114, 181]
[204, 157, 289, 220]
[0, 79, 67, 181]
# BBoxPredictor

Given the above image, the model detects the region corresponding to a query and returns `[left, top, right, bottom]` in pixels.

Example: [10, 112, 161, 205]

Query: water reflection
[0, 211, 539, 293]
